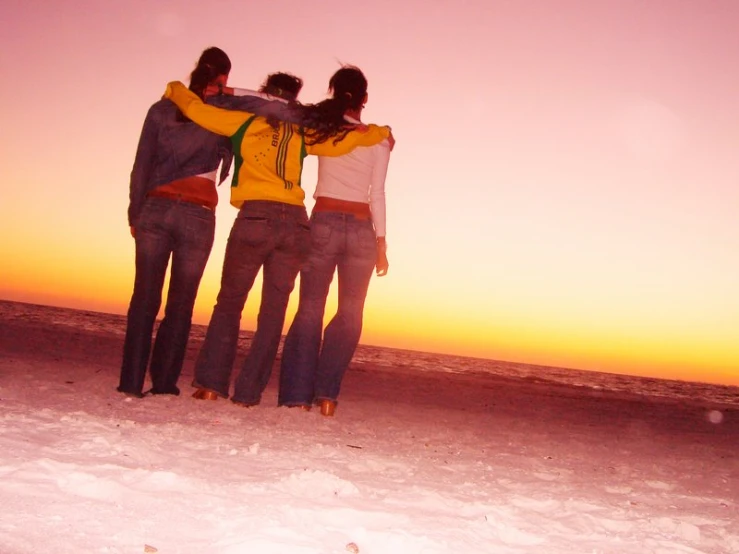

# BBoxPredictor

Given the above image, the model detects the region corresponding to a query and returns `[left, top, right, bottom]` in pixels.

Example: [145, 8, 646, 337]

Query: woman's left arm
[128, 105, 160, 230]
[370, 141, 392, 276]
[369, 140, 391, 238]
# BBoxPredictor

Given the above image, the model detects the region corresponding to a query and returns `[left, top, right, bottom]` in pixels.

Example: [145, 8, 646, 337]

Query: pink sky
[1, 0, 738, 384]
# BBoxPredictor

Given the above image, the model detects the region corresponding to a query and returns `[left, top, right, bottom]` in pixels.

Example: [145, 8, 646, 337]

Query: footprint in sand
[275, 469, 360, 498]
[651, 517, 701, 542]
[55, 469, 127, 501]
[485, 518, 545, 546]
[645, 480, 674, 491]
[604, 485, 633, 494]
[532, 471, 561, 481]
[509, 496, 562, 512]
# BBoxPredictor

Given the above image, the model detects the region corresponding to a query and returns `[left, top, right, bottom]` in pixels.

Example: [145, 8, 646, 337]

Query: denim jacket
[128, 97, 233, 226]
[128, 95, 303, 226]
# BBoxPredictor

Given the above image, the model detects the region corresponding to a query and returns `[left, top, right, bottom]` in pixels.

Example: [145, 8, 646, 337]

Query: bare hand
[204, 84, 232, 97]
[376, 249, 389, 276]
[387, 130, 395, 151]
[204, 83, 221, 97]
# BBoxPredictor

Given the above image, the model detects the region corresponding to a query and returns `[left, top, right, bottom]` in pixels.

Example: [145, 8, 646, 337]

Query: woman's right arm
[164, 81, 253, 137]
[128, 105, 159, 231]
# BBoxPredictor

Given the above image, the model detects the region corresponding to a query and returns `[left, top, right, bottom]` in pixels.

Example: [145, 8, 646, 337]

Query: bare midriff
[148, 176, 218, 210]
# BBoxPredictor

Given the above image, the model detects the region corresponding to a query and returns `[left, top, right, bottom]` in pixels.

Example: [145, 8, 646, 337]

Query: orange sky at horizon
[1, 0, 738, 387]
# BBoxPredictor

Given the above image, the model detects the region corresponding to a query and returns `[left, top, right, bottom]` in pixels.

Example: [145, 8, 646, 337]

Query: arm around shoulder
[164, 81, 253, 137]
[306, 124, 391, 157]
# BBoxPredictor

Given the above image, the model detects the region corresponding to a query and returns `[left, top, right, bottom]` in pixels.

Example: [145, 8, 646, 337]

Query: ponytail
[177, 47, 231, 121]
[302, 98, 354, 145]
[302, 65, 368, 146]
[188, 48, 231, 100]
[189, 63, 216, 100]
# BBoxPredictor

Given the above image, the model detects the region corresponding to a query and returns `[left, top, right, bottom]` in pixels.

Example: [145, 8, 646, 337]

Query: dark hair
[189, 46, 231, 100]
[302, 65, 368, 145]
[258, 72, 303, 129]
[259, 72, 303, 101]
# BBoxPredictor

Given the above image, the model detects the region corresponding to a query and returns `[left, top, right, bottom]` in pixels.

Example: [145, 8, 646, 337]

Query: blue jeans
[279, 211, 377, 406]
[193, 201, 311, 405]
[119, 197, 215, 396]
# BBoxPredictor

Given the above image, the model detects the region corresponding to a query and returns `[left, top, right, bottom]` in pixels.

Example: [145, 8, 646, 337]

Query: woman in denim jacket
[278, 66, 393, 416]
[118, 47, 236, 398]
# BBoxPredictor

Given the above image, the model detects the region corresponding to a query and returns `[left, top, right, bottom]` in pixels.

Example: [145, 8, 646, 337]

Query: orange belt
[312, 196, 371, 220]
[147, 189, 216, 211]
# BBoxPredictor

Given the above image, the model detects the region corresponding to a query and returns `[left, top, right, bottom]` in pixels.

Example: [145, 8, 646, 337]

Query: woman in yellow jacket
[164, 74, 391, 406]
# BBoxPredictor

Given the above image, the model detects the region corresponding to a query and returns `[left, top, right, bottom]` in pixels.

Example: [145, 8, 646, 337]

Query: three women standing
[119, 53, 393, 415]
[163, 72, 391, 407]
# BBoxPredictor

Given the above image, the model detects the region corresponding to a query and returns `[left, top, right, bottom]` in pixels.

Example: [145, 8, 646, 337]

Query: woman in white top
[278, 66, 392, 416]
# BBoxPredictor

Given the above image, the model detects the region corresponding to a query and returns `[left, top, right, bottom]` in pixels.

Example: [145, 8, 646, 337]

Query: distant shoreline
[1, 299, 737, 411]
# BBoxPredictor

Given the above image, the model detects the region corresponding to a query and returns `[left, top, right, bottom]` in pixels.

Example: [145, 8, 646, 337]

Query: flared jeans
[119, 198, 215, 396]
[279, 211, 377, 406]
[193, 201, 310, 405]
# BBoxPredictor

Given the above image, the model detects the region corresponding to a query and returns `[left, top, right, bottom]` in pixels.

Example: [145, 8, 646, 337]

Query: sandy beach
[0, 303, 737, 553]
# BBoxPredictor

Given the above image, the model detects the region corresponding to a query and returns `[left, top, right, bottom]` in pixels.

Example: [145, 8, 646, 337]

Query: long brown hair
[302, 66, 367, 145]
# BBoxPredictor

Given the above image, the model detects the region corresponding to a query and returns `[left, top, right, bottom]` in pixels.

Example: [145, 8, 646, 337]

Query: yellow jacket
[164, 81, 391, 208]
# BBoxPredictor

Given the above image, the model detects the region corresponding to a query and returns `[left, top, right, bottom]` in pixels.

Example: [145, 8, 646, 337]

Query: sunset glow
[1, 0, 737, 385]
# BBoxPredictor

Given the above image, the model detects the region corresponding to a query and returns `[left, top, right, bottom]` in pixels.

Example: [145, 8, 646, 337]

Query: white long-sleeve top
[315, 116, 391, 237]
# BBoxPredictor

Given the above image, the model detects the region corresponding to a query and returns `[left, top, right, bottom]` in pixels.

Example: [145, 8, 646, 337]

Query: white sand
[0, 314, 737, 553]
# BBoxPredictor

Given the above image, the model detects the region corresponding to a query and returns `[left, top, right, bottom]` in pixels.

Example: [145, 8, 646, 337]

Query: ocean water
[1, 300, 737, 409]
